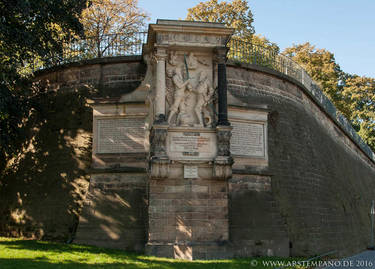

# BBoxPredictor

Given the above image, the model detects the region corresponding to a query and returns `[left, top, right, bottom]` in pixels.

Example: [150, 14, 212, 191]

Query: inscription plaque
[184, 166, 198, 178]
[231, 121, 265, 157]
[167, 130, 217, 160]
[97, 117, 145, 153]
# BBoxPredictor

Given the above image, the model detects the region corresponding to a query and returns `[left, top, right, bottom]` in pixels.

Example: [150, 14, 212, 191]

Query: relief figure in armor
[194, 71, 214, 126]
[167, 67, 192, 124]
[166, 51, 215, 127]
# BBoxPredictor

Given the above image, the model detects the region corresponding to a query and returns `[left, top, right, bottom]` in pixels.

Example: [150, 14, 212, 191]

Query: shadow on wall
[0, 85, 93, 241]
[75, 184, 148, 252]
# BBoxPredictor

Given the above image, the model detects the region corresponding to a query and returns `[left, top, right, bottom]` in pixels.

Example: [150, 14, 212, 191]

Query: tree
[341, 75, 375, 151]
[0, 0, 87, 172]
[283, 43, 375, 152]
[80, 0, 148, 57]
[251, 34, 279, 52]
[283, 43, 344, 110]
[186, 0, 280, 70]
[186, 0, 254, 42]
[0, 0, 86, 71]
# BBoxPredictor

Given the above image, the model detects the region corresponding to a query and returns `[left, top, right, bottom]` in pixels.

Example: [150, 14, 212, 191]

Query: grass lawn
[0, 237, 306, 269]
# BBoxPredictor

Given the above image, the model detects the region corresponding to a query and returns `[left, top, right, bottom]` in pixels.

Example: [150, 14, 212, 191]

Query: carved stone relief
[217, 127, 232, 156]
[149, 127, 168, 157]
[165, 51, 216, 127]
[156, 33, 225, 47]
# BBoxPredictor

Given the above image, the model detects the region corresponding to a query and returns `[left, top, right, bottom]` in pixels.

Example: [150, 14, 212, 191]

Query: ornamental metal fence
[30, 32, 312, 89]
[28, 32, 147, 72]
[227, 38, 313, 89]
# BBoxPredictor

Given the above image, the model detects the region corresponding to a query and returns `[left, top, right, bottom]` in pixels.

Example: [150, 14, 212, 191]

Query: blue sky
[138, 0, 375, 77]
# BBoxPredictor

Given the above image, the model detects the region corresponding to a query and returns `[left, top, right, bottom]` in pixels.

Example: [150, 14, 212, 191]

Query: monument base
[146, 165, 230, 260]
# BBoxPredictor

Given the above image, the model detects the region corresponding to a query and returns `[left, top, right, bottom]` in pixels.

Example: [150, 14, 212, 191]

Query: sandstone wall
[0, 57, 146, 245]
[1, 57, 375, 258]
[74, 173, 147, 251]
[227, 63, 375, 257]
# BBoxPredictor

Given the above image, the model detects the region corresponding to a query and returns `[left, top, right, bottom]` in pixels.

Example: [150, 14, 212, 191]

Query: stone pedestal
[146, 167, 231, 260]
[147, 126, 232, 259]
[144, 20, 234, 259]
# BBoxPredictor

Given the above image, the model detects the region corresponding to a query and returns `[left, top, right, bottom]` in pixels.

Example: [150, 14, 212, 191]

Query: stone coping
[33, 55, 143, 77]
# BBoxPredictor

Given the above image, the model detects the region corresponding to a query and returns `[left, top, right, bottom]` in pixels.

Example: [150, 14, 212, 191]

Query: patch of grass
[0, 237, 305, 268]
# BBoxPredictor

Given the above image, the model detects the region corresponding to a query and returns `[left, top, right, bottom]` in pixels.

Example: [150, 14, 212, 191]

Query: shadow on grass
[0, 258, 254, 269]
[0, 239, 127, 256]
[0, 239, 261, 269]
[0, 258, 149, 269]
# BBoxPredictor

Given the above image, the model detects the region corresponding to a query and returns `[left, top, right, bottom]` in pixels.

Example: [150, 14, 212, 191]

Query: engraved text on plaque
[184, 166, 198, 178]
[167, 130, 217, 160]
[97, 118, 145, 153]
[231, 121, 265, 157]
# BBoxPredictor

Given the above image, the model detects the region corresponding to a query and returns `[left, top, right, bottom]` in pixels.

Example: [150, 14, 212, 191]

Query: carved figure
[193, 71, 214, 126]
[169, 51, 178, 66]
[177, 85, 195, 126]
[167, 67, 192, 124]
[186, 52, 198, 70]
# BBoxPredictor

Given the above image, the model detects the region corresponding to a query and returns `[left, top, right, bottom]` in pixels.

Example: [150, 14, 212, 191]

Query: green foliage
[341, 76, 375, 150]
[186, 0, 279, 69]
[0, 237, 307, 269]
[0, 0, 86, 70]
[186, 0, 254, 42]
[251, 35, 279, 52]
[283, 43, 343, 104]
[0, 0, 87, 173]
[283, 42, 375, 152]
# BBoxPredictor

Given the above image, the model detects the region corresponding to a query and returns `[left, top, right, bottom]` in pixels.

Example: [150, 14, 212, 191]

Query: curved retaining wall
[227, 62, 375, 256]
[0, 56, 374, 257]
[0, 57, 147, 244]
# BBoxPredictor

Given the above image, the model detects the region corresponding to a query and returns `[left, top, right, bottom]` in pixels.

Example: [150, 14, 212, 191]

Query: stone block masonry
[226, 64, 375, 257]
[146, 177, 230, 260]
[229, 175, 289, 257]
[75, 173, 148, 252]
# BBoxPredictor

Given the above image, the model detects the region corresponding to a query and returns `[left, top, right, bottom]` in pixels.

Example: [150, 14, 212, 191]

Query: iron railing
[29, 32, 147, 72]
[227, 38, 313, 89]
[30, 32, 313, 90]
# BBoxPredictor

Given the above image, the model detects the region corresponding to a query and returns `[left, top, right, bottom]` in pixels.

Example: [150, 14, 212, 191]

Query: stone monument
[143, 20, 234, 259]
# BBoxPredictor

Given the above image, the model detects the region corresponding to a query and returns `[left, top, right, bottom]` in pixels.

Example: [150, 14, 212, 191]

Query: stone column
[154, 47, 168, 122]
[215, 48, 230, 126]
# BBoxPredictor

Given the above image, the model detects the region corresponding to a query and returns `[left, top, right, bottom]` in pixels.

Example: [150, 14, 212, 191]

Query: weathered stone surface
[74, 173, 147, 252]
[0, 89, 92, 241]
[229, 175, 289, 257]
[146, 176, 229, 259]
[227, 64, 375, 257]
